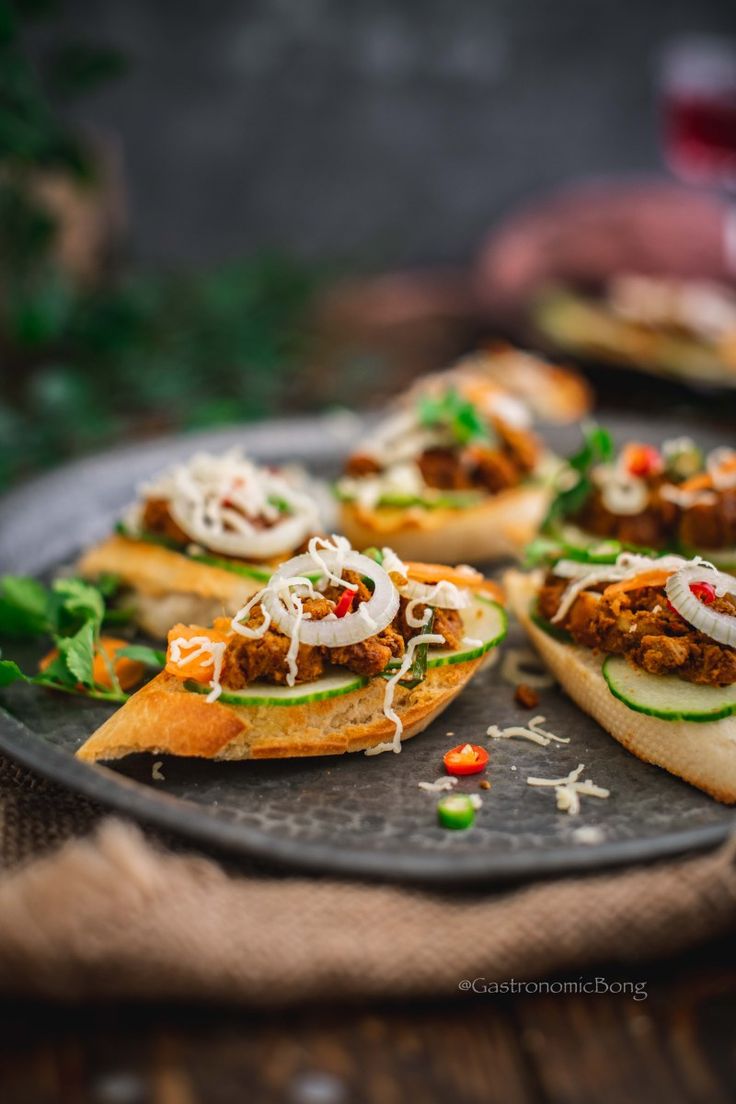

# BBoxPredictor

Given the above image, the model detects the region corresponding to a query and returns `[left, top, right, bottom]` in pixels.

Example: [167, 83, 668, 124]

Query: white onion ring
[599, 473, 648, 515]
[146, 451, 320, 559]
[665, 565, 736, 646]
[170, 496, 315, 559]
[261, 550, 399, 647]
[398, 578, 470, 610]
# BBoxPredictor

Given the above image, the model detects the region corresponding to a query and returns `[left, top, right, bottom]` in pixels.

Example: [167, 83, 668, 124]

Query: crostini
[534, 425, 736, 572]
[77, 537, 507, 761]
[336, 368, 562, 564]
[78, 449, 323, 639]
[506, 551, 736, 802]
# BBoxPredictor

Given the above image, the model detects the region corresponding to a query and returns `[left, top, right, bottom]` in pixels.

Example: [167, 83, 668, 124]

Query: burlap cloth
[1, 755, 735, 1004]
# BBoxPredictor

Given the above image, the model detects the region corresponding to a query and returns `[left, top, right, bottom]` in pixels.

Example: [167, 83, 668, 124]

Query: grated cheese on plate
[486, 715, 569, 747]
[526, 763, 610, 816]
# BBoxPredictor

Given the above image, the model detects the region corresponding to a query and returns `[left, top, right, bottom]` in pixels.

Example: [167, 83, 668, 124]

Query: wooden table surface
[1, 933, 733, 1104]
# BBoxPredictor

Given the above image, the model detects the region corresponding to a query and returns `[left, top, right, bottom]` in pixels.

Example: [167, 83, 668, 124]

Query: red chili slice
[689, 580, 716, 605]
[667, 579, 717, 617]
[443, 743, 489, 776]
[624, 443, 662, 478]
[334, 588, 355, 618]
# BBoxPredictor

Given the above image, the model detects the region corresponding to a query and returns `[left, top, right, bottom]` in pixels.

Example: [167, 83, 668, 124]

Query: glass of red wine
[661, 35, 736, 268]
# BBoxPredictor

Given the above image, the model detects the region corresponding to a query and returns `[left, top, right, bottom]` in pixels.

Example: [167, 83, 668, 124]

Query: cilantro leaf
[49, 578, 105, 637]
[418, 388, 491, 447]
[0, 658, 29, 687]
[57, 620, 96, 687]
[542, 422, 614, 534]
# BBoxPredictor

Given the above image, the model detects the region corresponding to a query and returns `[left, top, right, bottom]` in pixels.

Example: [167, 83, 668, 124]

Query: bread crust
[79, 535, 264, 603]
[340, 484, 548, 565]
[505, 569, 736, 804]
[76, 657, 483, 762]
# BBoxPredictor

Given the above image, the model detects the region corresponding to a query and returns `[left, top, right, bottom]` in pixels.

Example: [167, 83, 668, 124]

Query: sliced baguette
[78, 535, 264, 639]
[505, 569, 736, 804]
[340, 484, 548, 565]
[76, 657, 483, 762]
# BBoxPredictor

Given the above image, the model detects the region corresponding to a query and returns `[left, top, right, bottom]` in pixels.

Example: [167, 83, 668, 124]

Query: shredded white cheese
[418, 776, 458, 794]
[168, 635, 227, 703]
[487, 715, 569, 747]
[366, 627, 447, 756]
[526, 763, 610, 816]
[406, 598, 433, 628]
[152, 761, 165, 782]
[138, 448, 319, 559]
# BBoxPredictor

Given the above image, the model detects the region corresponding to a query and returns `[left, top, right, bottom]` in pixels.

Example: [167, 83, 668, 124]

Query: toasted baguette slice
[505, 570, 736, 804]
[340, 484, 548, 566]
[78, 535, 264, 639]
[76, 656, 483, 762]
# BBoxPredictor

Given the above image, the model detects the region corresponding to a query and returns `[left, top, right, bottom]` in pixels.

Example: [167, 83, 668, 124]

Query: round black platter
[0, 413, 734, 885]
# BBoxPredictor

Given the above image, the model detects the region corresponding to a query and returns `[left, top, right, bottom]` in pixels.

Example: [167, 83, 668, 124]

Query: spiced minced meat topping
[538, 573, 736, 686]
[572, 479, 736, 552]
[220, 570, 465, 688]
[346, 418, 540, 496]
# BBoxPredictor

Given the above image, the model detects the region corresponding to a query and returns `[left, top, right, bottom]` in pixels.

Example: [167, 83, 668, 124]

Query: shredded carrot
[678, 473, 712, 493]
[165, 624, 230, 684]
[603, 570, 673, 597]
[680, 452, 736, 493]
[404, 561, 504, 604]
[39, 636, 145, 692]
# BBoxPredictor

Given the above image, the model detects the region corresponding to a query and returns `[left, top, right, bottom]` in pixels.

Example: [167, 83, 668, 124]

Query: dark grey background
[55, 0, 736, 268]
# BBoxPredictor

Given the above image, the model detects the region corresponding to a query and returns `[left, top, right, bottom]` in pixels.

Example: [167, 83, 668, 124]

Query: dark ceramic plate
[0, 414, 734, 885]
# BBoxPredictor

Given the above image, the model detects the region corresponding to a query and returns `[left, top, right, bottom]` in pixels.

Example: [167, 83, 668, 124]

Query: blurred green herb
[541, 422, 614, 534]
[418, 388, 490, 447]
[0, 572, 144, 701]
[0, 3, 320, 491]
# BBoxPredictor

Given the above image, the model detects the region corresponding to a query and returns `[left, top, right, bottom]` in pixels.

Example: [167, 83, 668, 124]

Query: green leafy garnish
[0, 573, 159, 703]
[417, 388, 491, 447]
[542, 422, 614, 534]
[361, 547, 384, 565]
[116, 644, 167, 668]
[0, 576, 50, 637]
[382, 611, 435, 689]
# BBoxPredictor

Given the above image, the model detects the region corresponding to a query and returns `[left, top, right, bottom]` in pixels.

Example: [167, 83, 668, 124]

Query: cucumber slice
[384, 596, 508, 671]
[377, 490, 485, 510]
[602, 654, 736, 722]
[186, 669, 368, 707]
[427, 597, 507, 666]
[187, 552, 273, 582]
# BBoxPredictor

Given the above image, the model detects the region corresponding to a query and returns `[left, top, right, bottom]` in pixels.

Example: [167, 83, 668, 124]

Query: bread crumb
[514, 683, 540, 709]
[479, 779, 491, 790]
